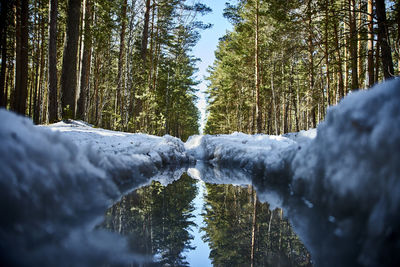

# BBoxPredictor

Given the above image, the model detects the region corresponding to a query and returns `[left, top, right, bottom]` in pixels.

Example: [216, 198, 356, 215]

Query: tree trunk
[255, 0, 262, 133]
[77, 0, 93, 120]
[397, 0, 400, 74]
[307, 0, 316, 128]
[0, 0, 10, 107]
[349, 0, 359, 90]
[48, 0, 58, 122]
[357, 2, 364, 89]
[116, 0, 127, 127]
[367, 0, 375, 87]
[61, 0, 81, 119]
[376, 0, 394, 79]
[333, 15, 344, 99]
[12, 0, 29, 115]
[141, 0, 151, 62]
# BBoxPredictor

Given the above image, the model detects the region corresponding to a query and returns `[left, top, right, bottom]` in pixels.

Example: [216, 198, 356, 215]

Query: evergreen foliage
[205, 0, 400, 135]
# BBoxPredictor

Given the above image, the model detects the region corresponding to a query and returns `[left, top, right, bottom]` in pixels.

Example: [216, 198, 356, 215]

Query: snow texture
[185, 132, 296, 172]
[0, 110, 189, 266]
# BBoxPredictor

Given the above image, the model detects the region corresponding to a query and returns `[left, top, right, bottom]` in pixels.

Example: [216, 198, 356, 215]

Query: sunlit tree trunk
[77, 0, 92, 121]
[307, 0, 316, 128]
[141, 0, 151, 62]
[376, 0, 394, 79]
[116, 0, 127, 128]
[255, 0, 262, 133]
[367, 0, 375, 87]
[349, 0, 359, 90]
[0, 0, 10, 107]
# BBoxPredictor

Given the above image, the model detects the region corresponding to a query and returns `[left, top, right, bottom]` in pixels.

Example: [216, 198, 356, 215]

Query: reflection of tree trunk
[250, 187, 257, 267]
[267, 208, 273, 254]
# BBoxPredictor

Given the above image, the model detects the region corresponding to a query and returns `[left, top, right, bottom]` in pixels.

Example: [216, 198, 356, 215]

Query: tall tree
[76, 0, 93, 120]
[116, 0, 128, 128]
[12, 0, 29, 115]
[254, 0, 262, 133]
[141, 0, 151, 61]
[367, 0, 374, 87]
[375, 0, 394, 79]
[61, 0, 81, 118]
[0, 0, 11, 107]
[348, 0, 359, 90]
[48, 0, 58, 122]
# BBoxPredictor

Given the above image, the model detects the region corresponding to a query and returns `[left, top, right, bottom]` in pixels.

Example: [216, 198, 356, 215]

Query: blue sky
[192, 0, 232, 133]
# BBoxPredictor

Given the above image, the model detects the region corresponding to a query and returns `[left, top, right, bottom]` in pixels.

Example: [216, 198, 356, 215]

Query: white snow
[0, 111, 190, 266]
[1, 78, 400, 266]
[48, 120, 189, 168]
[185, 132, 296, 172]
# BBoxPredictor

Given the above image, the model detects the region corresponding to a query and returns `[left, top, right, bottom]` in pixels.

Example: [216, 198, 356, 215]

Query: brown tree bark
[61, 0, 81, 119]
[12, 0, 29, 115]
[397, 0, 400, 74]
[116, 0, 127, 127]
[333, 16, 345, 99]
[48, 0, 59, 122]
[349, 0, 359, 90]
[77, 0, 93, 120]
[255, 0, 262, 133]
[307, 0, 316, 128]
[141, 0, 151, 62]
[0, 0, 10, 107]
[376, 0, 394, 79]
[367, 0, 375, 87]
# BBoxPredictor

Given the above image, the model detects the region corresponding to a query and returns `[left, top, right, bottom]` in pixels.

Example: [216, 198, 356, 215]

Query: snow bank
[185, 132, 296, 172]
[290, 78, 400, 267]
[49, 120, 189, 167]
[0, 110, 189, 266]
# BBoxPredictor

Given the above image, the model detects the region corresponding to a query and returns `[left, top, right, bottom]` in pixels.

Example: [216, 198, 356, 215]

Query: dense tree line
[0, 0, 210, 140]
[205, 0, 400, 135]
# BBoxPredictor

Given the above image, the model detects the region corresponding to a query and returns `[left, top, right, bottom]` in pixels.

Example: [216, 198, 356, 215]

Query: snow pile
[185, 132, 296, 172]
[0, 110, 188, 266]
[49, 120, 189, 167]
[283, 128, 317, 144]
[289, 78, 400, 267]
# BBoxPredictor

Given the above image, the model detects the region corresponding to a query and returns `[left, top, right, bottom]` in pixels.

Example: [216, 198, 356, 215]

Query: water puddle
[101, 170, 312, 266]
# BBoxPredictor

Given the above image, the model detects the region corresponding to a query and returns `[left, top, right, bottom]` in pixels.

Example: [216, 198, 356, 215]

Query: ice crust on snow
[1, 78, 400, 266]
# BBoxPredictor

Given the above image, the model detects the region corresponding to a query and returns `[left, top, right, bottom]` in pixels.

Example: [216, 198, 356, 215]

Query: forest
[0, 0, 211, 140]
[0, 0, 399, 138]
[205, 0, 400, 134]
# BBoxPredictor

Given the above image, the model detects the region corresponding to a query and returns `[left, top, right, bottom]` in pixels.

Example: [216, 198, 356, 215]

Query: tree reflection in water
[201, 183, 312, 267]
[102, 173, 197, 266]
[101, 173, 312, 266]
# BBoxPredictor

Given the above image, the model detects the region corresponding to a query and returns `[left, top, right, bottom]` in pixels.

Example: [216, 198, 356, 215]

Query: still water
[102, 172, 312, 267]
